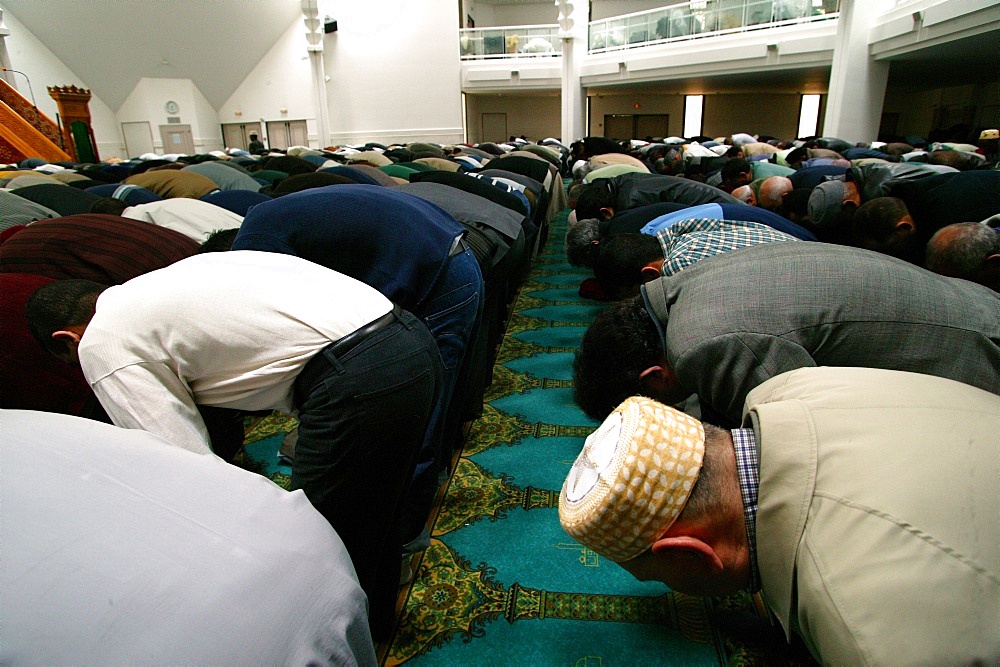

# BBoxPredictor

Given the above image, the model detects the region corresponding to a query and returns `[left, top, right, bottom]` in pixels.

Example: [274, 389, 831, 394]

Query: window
[683, 95, 703, 138]
[798, 94, 821, 138]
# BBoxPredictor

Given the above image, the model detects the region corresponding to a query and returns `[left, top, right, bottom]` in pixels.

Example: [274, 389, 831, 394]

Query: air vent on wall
[167, 117, 181, 124]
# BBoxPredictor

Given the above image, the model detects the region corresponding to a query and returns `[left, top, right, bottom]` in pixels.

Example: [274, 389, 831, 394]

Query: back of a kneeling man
[559, 367, 1000, 666]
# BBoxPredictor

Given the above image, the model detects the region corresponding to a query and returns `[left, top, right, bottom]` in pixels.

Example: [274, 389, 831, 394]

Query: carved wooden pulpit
[47, 84, 98, 162]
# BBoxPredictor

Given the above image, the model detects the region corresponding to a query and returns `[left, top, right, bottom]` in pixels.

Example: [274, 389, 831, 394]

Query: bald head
[926, 222, 1000, 292]
[758, 176, 793, 211]
[731, 185, 756, 206]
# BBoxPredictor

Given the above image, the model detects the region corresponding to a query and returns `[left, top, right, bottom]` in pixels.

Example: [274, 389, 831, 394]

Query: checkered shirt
[731, 427, 762, 593]
[655, 217, 798, 277]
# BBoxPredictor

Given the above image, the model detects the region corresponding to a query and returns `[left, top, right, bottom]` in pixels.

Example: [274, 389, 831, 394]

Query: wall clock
[165, 100, 180, 114]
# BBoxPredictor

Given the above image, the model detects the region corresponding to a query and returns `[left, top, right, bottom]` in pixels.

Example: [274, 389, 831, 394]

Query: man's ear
[650, 535, 724, 573]
[598, 207, 614, 221]
[640, 261, 662, 283]
[638, 363, 689, 405]
[894, 214, 915, 235]
[982, 252, 1000, 278]
[52, 329, 83, 346]
[51, 328, 85, 365]
[639, 365, 669, 386]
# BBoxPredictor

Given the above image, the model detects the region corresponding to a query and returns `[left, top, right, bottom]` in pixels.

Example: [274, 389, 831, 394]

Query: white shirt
[2, 409, 376, 666]
[79, 251, 392, 455]
[122, 198, 244, 242]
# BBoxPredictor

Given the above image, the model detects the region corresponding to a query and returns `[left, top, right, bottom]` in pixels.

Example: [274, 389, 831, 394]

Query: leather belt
[295, 305, 402, 404]
[327, 304, 401, 359]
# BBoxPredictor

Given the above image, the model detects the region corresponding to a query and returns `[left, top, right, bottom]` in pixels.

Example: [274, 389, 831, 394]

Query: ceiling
[3, 0, 303, 110]
[5, 0, 996, 109]
[883, 29, 1000, 89]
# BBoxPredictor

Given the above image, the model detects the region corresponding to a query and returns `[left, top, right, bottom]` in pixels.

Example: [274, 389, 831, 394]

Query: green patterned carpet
[235, 209, 815, 666]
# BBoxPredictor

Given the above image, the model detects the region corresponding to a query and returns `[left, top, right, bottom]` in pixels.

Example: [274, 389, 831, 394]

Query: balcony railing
[589, 0, 840, 53]
[460, 25, 562, 60]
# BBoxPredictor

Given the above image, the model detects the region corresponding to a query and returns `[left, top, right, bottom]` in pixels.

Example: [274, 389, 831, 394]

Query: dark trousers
[292, 308, 441, 641]
[402, 247, 483, 545]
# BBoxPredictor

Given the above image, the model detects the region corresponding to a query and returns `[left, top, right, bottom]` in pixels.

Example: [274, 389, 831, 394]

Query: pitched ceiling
[3, 0, 304, 110]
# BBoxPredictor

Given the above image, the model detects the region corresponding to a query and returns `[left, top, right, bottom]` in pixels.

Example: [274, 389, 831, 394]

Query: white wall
[0, 3, 122, 157]
[484, 2, 556, 27]
[465, 93, 561, 143]
[219, 16, 316, 148]
[118, 78, 222, 155]
[318, 0, 464, 145]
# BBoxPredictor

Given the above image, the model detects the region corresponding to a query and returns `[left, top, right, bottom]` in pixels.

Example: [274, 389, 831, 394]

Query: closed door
[635, 114, 669, 140]
[603, 114, 670, 141]
[159, 124, 195, 155]
[604, 114, 632, 141]
[266, 120, 309, 150]
[221, 122, 264, 151]
[122, 121, 153, 157]
[287, 120, 308, 147]
[481, 112, 507, 143]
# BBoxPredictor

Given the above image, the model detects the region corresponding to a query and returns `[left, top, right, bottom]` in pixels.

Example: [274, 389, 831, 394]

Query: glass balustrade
[459, 0, 840, 61]
[589, 0, 840, 53]
[460, 25, 562, 59]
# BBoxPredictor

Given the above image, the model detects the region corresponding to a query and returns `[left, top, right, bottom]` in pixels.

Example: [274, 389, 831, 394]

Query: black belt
[295, 305, 402, 404]
[328, 304, 402, 358]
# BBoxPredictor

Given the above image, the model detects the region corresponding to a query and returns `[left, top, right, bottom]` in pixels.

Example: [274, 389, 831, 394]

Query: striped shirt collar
[731, 427, 762, 592]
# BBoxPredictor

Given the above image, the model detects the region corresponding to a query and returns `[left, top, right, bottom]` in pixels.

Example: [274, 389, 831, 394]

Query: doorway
[481, 112, 507, 144]
[122, 121, 154, 157]
[604, 115, 633, 141]
[158, 124, 195, 155]
[635, 114, 669, 140]
[265, 120, 309, 151]
[222, 122, 264, 151]
[603, 114, 670, 141]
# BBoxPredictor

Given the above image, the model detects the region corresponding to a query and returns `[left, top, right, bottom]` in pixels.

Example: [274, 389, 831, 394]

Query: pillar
[558, 0, 588, 144]
[302, 0, 331, 149]
[822, 0, 893, 143]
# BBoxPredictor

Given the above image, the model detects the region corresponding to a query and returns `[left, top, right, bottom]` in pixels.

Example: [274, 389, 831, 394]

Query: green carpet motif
[236, 209, 815, 666]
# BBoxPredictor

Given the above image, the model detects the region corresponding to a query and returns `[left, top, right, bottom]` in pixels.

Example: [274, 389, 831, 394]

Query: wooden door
[604, 114, 632, 141]
[159, 124, 194, 155]
[635, 114, 669, 140]
[221, 122, 264, 151]
[266, 120, 309, 150]
[287, 120, 308, 148]
[266, 121, 289, 150]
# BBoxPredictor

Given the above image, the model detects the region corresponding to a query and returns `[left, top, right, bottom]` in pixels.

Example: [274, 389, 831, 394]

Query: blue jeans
[403, 246, 485, 545]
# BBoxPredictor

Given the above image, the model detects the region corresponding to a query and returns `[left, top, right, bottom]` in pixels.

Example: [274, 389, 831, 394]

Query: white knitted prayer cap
[559, 396, 705, 562]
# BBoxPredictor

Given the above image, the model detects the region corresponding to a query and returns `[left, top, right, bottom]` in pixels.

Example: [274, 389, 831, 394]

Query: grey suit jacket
[642, 242, 1000, 424]
[744, 367, 1000, 665]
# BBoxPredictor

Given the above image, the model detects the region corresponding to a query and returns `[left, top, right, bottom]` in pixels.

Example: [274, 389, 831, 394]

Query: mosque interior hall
[1, 0, 998, 665]
[0, 0, 996, 159]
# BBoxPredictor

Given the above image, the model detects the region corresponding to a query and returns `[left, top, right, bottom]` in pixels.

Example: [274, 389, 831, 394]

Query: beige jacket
[744, 367, 999, 665]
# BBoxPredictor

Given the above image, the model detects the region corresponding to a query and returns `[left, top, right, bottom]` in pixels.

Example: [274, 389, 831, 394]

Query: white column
[558, 0, 588, 144]
[0, 9, 14, 87]
[302, 0, 331, 149]
[821, 0, 893, 143]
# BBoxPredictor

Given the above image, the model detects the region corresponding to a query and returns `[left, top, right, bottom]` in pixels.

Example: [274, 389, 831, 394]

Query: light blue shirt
[639, 203, 723, 235]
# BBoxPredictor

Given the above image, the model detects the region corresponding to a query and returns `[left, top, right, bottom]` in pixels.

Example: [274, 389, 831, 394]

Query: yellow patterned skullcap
[559, 396, 705, 563]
